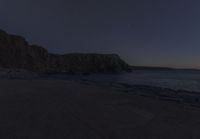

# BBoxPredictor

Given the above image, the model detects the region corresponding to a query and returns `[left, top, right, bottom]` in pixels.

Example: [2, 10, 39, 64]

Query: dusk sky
[0, 0, 200, 68]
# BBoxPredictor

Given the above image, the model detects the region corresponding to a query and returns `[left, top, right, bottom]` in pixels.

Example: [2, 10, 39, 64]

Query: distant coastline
[131, 66, 200, 72]
[131, 66, 174, 70]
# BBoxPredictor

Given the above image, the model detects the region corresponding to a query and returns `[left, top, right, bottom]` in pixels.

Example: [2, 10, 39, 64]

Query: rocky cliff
[0, 29, 130, 73]
[48, 53, 131, 73]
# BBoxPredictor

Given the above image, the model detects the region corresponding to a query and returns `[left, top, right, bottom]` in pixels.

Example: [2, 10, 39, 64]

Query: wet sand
[0, 80, 200, 138]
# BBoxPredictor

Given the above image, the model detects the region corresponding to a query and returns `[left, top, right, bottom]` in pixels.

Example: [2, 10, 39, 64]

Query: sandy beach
[0, 80, 200, 138]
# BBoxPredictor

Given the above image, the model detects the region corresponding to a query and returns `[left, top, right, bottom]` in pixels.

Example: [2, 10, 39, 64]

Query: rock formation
[0, 29, 131, 74]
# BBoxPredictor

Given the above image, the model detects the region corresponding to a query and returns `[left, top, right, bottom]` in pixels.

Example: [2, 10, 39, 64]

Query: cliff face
[0, 30, 130, 73]
[48, 53, 130, 73]
[0, 30, 49, 72]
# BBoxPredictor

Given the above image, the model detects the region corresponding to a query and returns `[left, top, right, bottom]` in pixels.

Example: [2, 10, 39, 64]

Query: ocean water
[49, 70, 200, 92]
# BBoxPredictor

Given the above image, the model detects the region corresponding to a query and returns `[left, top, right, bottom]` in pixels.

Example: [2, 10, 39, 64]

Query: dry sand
[0, 80, 200, 139]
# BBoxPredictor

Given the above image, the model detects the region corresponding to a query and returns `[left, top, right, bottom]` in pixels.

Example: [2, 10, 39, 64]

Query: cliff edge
[0, 30, 131, 73]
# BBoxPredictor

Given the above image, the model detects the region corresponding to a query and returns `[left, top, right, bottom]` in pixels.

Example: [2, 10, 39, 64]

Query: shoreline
[77, 79, 200, 108]
[1, 76, 200, 108]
